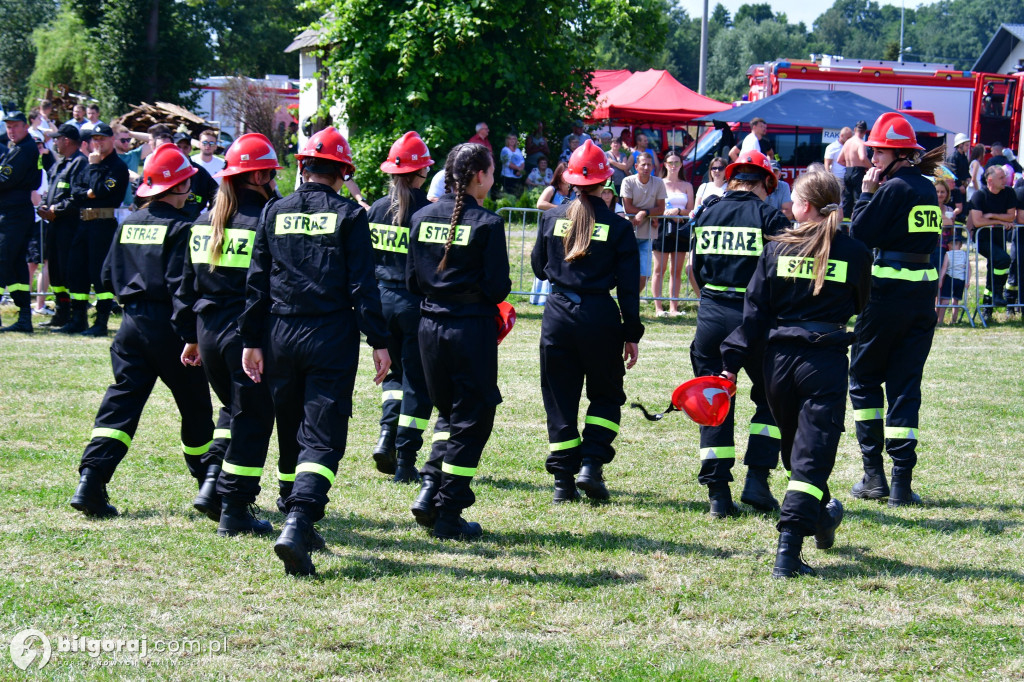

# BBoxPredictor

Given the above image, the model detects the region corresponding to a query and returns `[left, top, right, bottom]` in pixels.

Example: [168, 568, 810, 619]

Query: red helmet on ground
[136, 145, 197, 198]
[725, 149, 777, 194]
[865, 112, 923, 150]
[562, 139, 614, 186]
[295, 126, 354, 175]
[217, 133, 283, 179]
[380, 131, 435, 174]
[671, 376, 737, 427]
[495, 301, 516, 345]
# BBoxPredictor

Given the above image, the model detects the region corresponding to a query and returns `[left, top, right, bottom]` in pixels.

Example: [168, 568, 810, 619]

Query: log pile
[112, 101, 216, 138]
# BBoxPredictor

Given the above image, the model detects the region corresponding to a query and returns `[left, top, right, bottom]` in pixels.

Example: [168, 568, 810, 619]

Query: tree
[221, 77, 287, 154]
[208, 0, 321, 78]
[0, 0, 57, 108]
[707, 17, 808, 101]
[28, 8, 101, 108]
[735, 3, 775, 25]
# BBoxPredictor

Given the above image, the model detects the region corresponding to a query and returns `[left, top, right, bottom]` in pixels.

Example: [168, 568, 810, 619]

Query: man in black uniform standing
[970, 165, 1016, 320]
[61, 123, 129, 336]
[35, 124, 87, 329]
[0, 112, 42, 333]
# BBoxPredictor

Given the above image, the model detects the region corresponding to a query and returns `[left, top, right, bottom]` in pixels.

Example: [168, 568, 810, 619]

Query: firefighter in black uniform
[367, 131, 435, 483]
[69, 145, 219, 517]
[848, 112, 944, 506]
[36, 124, 87, 329]
[0, 112, 42, 333]
[969, 165, 1016, 321]
[721, 170, 872, 577]
[405, 142, 512, 540]
[686, 149, 790, 518]
[175, 133, 285, 536]
[61, 123, 129, 337]
[530, 140, 643, 503]
[240, 127, 390, 576]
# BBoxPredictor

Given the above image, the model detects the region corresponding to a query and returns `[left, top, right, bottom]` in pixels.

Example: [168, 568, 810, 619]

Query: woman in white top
[652, 153, 694, 316]
[692, 156, 729, 214]
[536, 162, 576, 210]
[967, 144, 985, 201]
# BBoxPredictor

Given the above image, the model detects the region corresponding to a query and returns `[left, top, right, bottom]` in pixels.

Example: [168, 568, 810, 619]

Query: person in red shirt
[468, 122, 493, 156]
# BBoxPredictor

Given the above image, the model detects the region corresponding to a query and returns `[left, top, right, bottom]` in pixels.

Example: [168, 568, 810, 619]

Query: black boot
[708, 484, 739, 519]
[392, 453, 420, 484]
[193, 464, 222, 521]
[888, 469, 922, 507]
[432, 510, 483, 540]
[772, 531, 816, 578]
[740, 466, 780, 512]
[69, 468, 118, 517]
[0, 305, 33, 333]
[80, 308, 110, 337]
[576, 460, 609, 500]
[814, 498, 844, 550]
[217, 500, 273, 536]
[274, 511, 317, 576]
[54, 308, 88, 334]
[411, 473, 439, 527]
[553, 477, 581, 504]
[40, 299, 70, 328]
[851, 471, 889, 500]
[372, 425, 397, 475]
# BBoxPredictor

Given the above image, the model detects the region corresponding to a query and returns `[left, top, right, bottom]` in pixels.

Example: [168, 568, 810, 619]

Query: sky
[677, 0, 942, 31]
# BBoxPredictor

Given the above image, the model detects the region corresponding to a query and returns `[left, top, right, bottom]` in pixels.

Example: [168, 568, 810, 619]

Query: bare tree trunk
[145, 0, 160, 101]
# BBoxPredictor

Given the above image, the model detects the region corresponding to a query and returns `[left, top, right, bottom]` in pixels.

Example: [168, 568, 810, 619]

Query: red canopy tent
[589, 69, 633, 96]
[589, 69, 729, 124]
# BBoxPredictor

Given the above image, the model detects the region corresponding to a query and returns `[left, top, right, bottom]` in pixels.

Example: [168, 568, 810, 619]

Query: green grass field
[1, 304, 1022, 681]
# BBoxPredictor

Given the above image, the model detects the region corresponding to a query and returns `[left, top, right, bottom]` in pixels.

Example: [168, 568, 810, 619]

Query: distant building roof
[285, 13, 332, 54]
[973, 24, 1024, 73]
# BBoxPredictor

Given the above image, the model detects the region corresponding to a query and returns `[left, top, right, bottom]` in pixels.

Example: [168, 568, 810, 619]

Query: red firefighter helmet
[562, 139, 613, 186]
[671, 376, 737, 427]
[217, 133, 282, 178]
[865, 112, 923, 150]
[380, 131, 435, 174]
[725, 149, 777, 194]
[136, 145, 197, 198]
[295, 126, 355, 175]
[495, 301, 516, 345]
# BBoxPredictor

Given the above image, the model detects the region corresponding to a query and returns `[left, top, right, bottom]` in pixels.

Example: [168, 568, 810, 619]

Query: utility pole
[699, 0, 709, 94]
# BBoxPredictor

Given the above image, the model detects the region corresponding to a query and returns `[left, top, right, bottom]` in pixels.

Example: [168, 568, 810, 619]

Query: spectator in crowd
[621, 151, 666, 293]
[78, 129, 93, 155]
[729, 117, 768, 161]
[607, 136, 632, 194]
[191, 129, 226, 184]
[559, 134, 580, 164]
[653, 152, 693, 317]
[468, 122, 493, 156]
[631, 132, 659, 175]
[526, 156, 552, 189]
[112, 124, 150, 219]
[28, 120, 53, 173]
[525, 122, 550, 170]
[36, 99, 58, 141]
[765, 160, 794, 220]
[967, 143, 985, 202]
[600, 178, 625, 215]
[937, 232, 969, 325]
[985, 142, 1021, 173]
[536, 162, 575, 211]
[824, 127, 851, 183]
[947, 133, 970, 213]
[839, 120, 870, 216]
[80, 104, 103, 133]
[499, 133, 525, 194]
[70, 104, 87, 130]
[427, 165, 447, 202]
[561, 120, 591, 159]
[598, 130, 613, 149]
[172, 132, 218, 221]
[692, 156, 729, 213]
[970, 164, 1016, 317]
[27, 130, 51, 316]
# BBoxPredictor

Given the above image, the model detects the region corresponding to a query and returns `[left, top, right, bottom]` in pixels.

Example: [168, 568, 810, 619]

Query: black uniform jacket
[45, 151, 87, 223]
[366, 186, 430, 284]
[851, 167, 940, 292]
[101, 201, 197, 341]
[180, 162, 218, 222]
[531, 194, 645, 343]
[239, 182, 388, 349]
[72, 152, 129, 211]
[176, 188, 268, 324]
[721, 233, 873, 375]
[689, 190, 792, 300]
[405, 193, 512, 317]
[0, 135, 42, 208]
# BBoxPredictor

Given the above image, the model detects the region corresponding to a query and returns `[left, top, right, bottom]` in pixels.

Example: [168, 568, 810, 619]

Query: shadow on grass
[845, 506, 1020, 535]
[475, 475, 551, 493]
[822, 545, 1024, 583]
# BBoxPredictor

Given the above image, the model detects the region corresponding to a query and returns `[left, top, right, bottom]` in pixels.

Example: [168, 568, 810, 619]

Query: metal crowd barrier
[970, 223, 1022, 327]
[933, 224, 974, 328]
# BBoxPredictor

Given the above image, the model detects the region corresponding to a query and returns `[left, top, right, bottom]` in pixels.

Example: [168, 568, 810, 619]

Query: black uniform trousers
[842, 167, 866, 219]
[764, 342, 847, 537]
[69, 218, 116, 313]
[378, 284, 432, 459]
[46, 219, 76, 304]
[25, 220, 45, 265]
[540, 292, 626, 477]
[264, 312, 358, 523]
[418, 313, 500, 514]
[198, 306, 276, 503]
[1007, 227, 1019, 296]
[689, 294, 780, 487]
[0, 205, 34, 308]
[975, 227, 1010, 300]
[79, 301, 218, 483]
[849, 290, 935, 476]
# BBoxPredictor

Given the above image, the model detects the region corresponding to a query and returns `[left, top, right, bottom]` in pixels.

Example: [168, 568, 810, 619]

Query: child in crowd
[937, 233, 970, 324]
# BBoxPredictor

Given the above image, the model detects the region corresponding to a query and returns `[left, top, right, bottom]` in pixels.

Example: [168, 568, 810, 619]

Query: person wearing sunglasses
[692, 157, 729, 215]
[112, 123, 152, 218]
[193, 130, 226, 184]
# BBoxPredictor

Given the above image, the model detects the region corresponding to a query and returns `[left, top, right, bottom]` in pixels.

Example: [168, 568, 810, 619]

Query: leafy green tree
[707, 17, 808, 101]
[28, 8, 101, 107]
[208, 0, 321, 78]
[735, 3, 775, 25]
[0, 0, 57, 108]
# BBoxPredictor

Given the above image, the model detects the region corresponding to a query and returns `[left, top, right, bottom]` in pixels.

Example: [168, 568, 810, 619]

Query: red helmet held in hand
[296, 126, 355, 176]
[672, 375, 736, 427]
[495, 301, 516, 345]
[217, 133, 282, 179]
[725, 149, 777, 194]
[136, 145, 197, 198]
[380, 131, 435, 174]
[562, 140, 614, 186]
[865, 112, 923, 150]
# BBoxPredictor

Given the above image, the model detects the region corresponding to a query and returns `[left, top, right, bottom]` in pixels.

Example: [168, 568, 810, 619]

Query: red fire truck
[747, 56, 1024, 154]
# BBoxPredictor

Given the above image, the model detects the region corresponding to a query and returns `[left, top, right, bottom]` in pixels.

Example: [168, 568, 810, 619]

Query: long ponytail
[771, 170, 841, 295]
[437, 143, 491, 272]
[388, 173, 416, 226]
[563, 189, 595, 262]
[207, 174, 240, 271]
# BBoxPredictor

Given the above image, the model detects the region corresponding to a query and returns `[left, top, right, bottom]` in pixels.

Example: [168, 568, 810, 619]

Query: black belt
[378, 280, 406, 290]
[551, 285, 582, 304]
[80, 207, 117, 221]
[778, 321, 845, 333]
[875, 250, 932, 264]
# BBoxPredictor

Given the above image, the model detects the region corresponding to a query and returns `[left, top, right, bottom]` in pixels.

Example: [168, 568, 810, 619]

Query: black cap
[173, 132, 191, 144]
[3, 111, 27, 124]
[55, 123, 80, 141]
[90, 122, 113, 137]
[80, 129, 93, 142]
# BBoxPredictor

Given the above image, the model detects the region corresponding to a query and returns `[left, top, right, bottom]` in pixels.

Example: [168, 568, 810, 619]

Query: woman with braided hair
[720, 170, 872, 577]
[405, 143, 511, 540]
